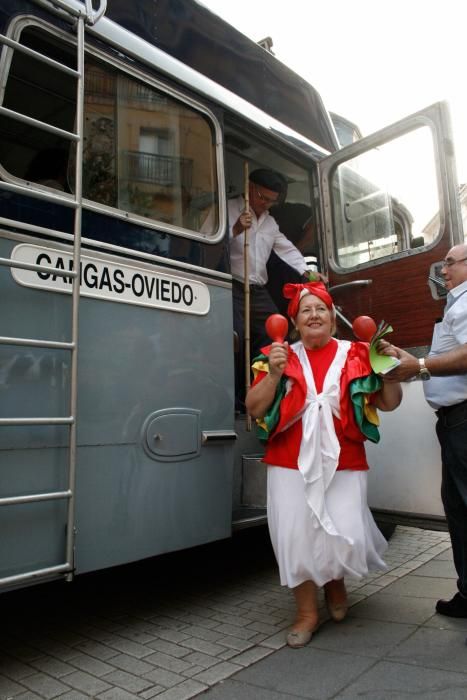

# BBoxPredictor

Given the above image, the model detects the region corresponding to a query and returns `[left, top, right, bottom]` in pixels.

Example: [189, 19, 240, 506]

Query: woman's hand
[245, 342, 288, 419]
[269, 341, 288, 378]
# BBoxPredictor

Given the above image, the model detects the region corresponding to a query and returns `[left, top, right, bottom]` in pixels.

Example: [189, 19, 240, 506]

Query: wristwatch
[417, 357, 431, 381]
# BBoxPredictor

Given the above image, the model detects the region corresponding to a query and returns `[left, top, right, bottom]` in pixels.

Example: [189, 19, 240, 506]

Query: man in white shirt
[381, 243, 467, 622]
[230, 169, 308, 406]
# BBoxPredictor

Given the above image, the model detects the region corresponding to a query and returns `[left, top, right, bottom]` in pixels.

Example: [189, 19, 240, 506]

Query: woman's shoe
[287, 581, 319, 648]
[324, 579, 348, 622]
[325, 599, 348, 622]
[286, 623, 319, 648]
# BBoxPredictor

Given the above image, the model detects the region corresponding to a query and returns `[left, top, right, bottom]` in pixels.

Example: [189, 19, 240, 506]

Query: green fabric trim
[349, 373, 383, 443]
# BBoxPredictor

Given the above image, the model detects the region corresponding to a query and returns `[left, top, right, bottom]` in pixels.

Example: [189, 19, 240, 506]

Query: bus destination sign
[11, 244, 210, 315]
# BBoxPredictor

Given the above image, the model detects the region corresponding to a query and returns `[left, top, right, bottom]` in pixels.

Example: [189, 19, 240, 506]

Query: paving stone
[142, 651, 194, 675]
[145, 640, 191, 659]
[379, 574, 455, 599]
[29, 656, 75, 678]
[101, 669, 153, 693]
[213, 637, 254, 653]
[229, 646, 275, 667]
[28, 642, 78, 663]
[0, 673, 26, 697]
[178, 638, 228, 656]
[216, 648, 240, 661]
[104, 653, 155, 676]
[229, 647, 376, 699]
[245, 621, 281, 636]
[0, 644, 42, 664]
[258, 631, 287, 650]
[333, 659, 467, 699]
[70, 640, 118, 663]
[348, 591, 438, 625]
[96, 688, 141, 700]
[102, 637, 155, 659]
[180, 652, 219, 670]
[66, 652, 115, 677]
[0, 654, 35, 681]
[20, 672, 71, 699]
[192, 660, 243, 686]
[138, 685, 166, 699]
[113, 628, 157, 645]
[179, 627, 223, 644]
[152, 679, 208, 700]
[151, 629, 191, 645]
[57, 670, 111, 697]
[388, 626, 467, 673]
[146, 616, 188, 631]
[141, 666, 184, 688]
[210, 625, 258, 641]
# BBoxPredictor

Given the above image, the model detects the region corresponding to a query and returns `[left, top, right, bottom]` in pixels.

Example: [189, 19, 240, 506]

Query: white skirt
[267, 465, 388, 589]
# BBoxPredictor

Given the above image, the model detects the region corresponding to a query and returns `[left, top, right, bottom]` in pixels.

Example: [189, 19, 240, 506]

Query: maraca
[352, 315, 377, 342]
[265, 314, 288, 343]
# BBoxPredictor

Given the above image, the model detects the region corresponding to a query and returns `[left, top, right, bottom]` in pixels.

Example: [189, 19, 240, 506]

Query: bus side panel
[0, 235, 236, 579]
[74, 442, 233, 572]
[366, 382, 443, 517]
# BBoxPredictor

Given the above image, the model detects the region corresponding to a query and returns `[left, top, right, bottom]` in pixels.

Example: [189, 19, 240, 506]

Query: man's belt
[436, 399, 467, 427]
[233, 280, 264, 291]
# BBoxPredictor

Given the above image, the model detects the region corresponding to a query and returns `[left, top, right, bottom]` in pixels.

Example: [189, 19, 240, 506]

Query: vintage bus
[0, 0, 462, 591]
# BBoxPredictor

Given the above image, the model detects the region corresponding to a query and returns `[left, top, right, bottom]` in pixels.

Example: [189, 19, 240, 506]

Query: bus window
[82, 62, 219, 234]
[0, 23, 220, 240]
[331, 126, 439, 268]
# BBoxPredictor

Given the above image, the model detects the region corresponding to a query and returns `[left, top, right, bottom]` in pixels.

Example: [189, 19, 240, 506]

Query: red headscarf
[283, 282, 333, 319]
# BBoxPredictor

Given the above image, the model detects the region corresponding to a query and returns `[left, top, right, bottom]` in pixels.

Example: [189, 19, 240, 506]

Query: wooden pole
[243, 162, 252, 431]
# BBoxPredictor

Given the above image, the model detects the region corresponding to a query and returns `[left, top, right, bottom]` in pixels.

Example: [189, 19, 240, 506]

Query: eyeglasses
[254, 186, 278, 206]
[441, 256, 467, 268]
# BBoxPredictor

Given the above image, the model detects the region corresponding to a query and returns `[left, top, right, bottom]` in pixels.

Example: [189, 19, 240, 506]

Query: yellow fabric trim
[364, 396, 380, 426]
[251, 359, 270, 380]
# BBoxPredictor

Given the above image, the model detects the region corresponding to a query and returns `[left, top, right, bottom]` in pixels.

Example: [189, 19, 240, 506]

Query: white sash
[293, 339, 351, 539]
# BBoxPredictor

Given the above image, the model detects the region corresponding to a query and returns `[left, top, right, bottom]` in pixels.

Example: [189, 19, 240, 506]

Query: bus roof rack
[33, 0, 107, 25]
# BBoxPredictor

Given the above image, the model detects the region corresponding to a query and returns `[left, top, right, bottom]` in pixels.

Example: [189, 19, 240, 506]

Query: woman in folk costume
[245, 281, 402, 648]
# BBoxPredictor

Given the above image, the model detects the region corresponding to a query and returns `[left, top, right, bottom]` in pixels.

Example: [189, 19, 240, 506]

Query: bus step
[232, 506, 267, 530]
[0, 562, 72, 590]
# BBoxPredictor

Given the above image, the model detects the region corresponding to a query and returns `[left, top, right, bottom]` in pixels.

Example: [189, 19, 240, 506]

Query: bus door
[317, 101, 463, 528]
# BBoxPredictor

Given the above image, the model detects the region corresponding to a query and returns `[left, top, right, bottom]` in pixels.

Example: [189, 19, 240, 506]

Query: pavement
[0, 525, 465, 700]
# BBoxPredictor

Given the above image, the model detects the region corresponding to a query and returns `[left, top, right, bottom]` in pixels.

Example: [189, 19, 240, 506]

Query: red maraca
[352, 315, 377, 342]
[265, 314, 289, 343]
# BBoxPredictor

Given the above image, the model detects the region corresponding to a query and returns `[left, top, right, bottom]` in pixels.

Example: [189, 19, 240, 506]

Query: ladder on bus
[0, 0, 107, 590]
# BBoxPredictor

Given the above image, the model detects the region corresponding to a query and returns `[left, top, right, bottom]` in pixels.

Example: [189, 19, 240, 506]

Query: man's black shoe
[435, 593, 467, 618]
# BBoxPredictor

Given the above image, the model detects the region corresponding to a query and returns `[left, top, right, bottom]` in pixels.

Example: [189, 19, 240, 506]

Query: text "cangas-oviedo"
[10, 244, 210, 315]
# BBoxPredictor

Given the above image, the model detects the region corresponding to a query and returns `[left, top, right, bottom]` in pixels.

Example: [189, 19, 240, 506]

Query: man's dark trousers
[436, 403, 467, 598]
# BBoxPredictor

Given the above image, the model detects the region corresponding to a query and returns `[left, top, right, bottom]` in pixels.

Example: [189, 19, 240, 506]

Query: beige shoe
[287, 580, 320, 648]
[324, 579, 348, 622]
[286, 623, 319, 648]
[326, 600, 348, 622]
